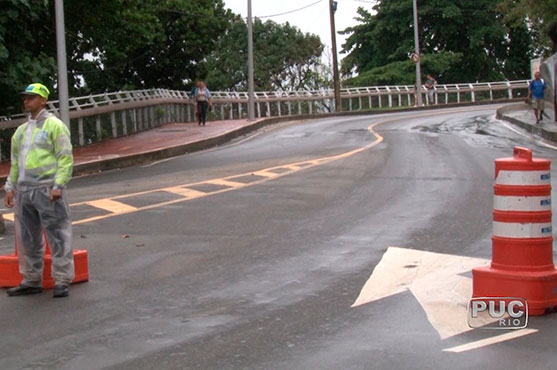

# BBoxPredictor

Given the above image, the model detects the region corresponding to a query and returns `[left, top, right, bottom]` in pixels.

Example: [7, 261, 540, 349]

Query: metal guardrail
[0, 80, 529, 154]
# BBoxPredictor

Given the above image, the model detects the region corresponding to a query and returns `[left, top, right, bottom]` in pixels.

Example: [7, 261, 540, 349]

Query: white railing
[0, 80, 529, 153]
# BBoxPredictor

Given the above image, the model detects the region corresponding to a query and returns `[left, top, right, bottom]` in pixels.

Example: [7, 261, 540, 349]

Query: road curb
[71, 118, 277, 177]
[496, 104, 557, 143]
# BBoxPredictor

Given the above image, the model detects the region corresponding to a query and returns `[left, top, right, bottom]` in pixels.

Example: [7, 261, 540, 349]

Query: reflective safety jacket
[5, 110, 73, 192]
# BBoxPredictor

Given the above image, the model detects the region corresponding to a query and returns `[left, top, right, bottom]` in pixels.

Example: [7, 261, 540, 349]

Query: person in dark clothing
[528, 71, 548, 124]
[193, 81, 212, 126]
[425, 74, 437, 105]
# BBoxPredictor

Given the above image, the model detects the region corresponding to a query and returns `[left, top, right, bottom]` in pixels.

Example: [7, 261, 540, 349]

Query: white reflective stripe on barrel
[493, 222, 553, 238]
[493, 195, 552, 211]
[495, 170, 551, 186]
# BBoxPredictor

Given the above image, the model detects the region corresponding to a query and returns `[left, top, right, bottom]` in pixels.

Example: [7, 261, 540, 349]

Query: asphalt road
[1, 105, 557, 370]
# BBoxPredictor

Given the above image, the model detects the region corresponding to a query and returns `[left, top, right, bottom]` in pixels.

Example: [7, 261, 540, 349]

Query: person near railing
[190, 80, 200, 122]
[425, 74, 437, 105]
[4, 83, 74, 298]
[192, 81, 213, 126]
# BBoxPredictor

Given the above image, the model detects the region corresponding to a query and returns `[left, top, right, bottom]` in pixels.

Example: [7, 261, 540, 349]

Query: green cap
[21, 83, 50, 99]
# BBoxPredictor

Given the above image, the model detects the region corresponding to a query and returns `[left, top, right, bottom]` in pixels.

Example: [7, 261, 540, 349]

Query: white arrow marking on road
[352, 247, 538, 346]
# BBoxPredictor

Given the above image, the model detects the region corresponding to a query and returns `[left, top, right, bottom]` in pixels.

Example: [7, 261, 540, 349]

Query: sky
[223, 0, 376, 61]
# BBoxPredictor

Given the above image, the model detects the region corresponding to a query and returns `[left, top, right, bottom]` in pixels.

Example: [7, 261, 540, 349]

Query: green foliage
[346, 52, 462, 87]
[497, 0, 557, 53]
[206, 18, 325, 91]
[67, 0, 234, 92]
[341, 0, 535, 85]
[156, 106, 166, 118]
[0, 0, 325, 121]
[0, 0, 57, 116]
[0, 0, 234, 116]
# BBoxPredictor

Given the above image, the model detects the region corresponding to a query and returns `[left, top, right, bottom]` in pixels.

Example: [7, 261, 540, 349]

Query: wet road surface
[1, 105, 557, 369]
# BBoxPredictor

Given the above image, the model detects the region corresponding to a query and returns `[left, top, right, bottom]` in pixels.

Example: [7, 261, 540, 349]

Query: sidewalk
[0, 118, 270, 183]
[497, 102, 557, 141]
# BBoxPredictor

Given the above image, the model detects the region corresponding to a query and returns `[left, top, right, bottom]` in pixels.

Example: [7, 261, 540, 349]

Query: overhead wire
[251, 0, 324, 19]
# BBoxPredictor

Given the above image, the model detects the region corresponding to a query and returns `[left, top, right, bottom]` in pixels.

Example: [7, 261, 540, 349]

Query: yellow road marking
[2, 106, 494, 225]
[164, 187, 207, 198]
[253, 170, 280, 178]
[204, 179, 246, 188]
[443, 329, 538, 353]
[284, 165, 302, 171]
[1, 120, 384, 225]
[86, 199, 138, 214]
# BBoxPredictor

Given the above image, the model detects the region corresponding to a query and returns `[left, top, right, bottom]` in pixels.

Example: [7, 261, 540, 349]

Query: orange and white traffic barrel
[473, 147, 557, 315]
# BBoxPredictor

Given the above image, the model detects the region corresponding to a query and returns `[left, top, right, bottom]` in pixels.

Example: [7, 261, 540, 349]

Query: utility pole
[247, 0, 255, 121]
[554, 62, 556, 124]
[329, 0, 341, 112]
[55, 0, 70, 128]
[412, 0, 423, 107]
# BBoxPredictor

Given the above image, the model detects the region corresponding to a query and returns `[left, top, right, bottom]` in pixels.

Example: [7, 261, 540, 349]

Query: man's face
[22, 94, 46, 113]
[535, 72, 541, 80]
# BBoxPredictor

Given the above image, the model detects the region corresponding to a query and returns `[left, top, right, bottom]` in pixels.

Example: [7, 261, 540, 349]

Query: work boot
[7, 284, 43, 296]
[53, 285, 69, 298]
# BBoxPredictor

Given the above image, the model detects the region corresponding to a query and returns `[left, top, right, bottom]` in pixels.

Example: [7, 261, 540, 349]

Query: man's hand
[4, 191, 14, 208]
[50, 188, 62, 202]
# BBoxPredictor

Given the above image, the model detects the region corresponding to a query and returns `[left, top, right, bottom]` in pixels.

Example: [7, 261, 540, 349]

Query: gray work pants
[14, 187, 74, 287]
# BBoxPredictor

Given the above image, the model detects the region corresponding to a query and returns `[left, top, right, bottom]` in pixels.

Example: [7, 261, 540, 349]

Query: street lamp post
[247, 0, 255, 121]
[54, 0, 70, 128]
[412, 0, 423, 107]
[329, 0, 341, 112]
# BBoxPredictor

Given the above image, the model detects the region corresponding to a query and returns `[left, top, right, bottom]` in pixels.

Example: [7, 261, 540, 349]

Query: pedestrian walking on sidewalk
[425, 74, 437, 105]
[4, 83, 74, 298]
[193, 81, 212, 126]
[190, 80, 201, 122]
[528, 71, 548, 124]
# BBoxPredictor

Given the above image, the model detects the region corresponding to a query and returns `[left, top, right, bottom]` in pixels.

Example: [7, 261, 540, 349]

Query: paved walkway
[504, 102, 556, 128]
[0, 118, 265, 182]
[497, 102, 557, 141]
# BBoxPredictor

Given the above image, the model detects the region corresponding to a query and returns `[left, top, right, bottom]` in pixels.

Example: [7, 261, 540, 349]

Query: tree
[206, 18, 325, 91]
[0, 0, 57, 117]
[346, 52, 462, 87]
[497, 0, 557, 53]
[0, 0, 235, 117]
[341, 0, 535, 86]
[68, 0, 235, 92]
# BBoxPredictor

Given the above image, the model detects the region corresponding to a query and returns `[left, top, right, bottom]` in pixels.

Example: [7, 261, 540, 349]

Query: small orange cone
[0, 232, 88, 288]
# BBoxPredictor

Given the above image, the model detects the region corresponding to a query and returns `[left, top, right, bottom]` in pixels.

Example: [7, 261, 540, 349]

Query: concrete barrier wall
[541, 52, 556, 116]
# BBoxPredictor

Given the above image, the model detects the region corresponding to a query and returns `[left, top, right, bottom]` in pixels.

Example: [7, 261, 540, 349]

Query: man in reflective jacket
[4, 83, 74, 298]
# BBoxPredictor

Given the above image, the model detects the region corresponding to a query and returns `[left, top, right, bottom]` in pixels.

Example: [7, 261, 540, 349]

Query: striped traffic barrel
[492, 146, 553, 271]
[472, 146, 557, 316]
